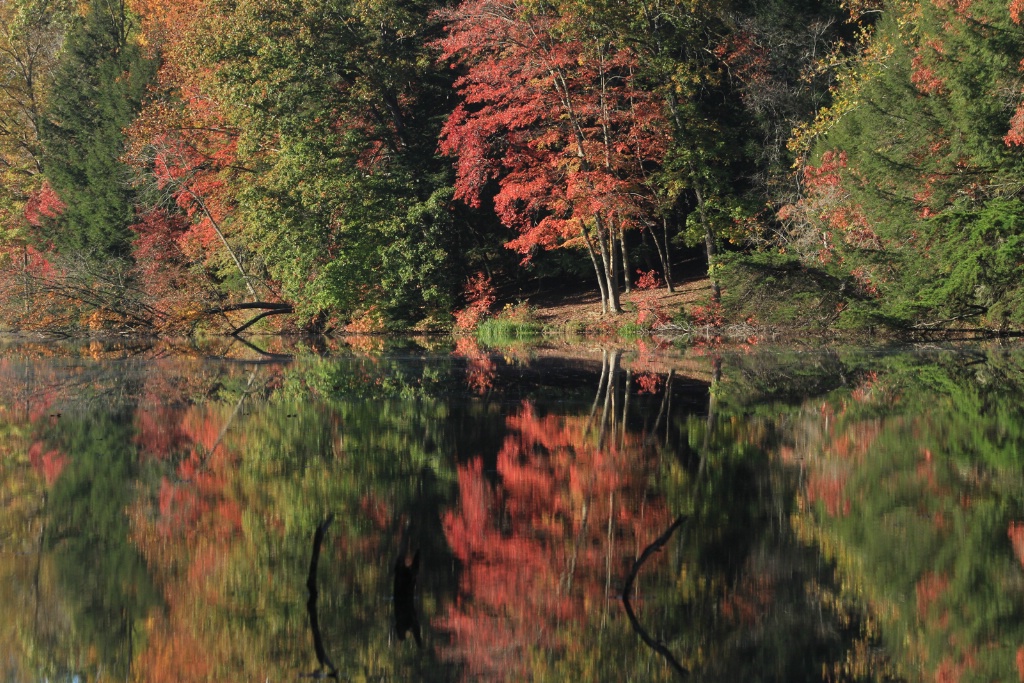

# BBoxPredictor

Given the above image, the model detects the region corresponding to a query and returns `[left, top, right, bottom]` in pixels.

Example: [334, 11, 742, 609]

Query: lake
[2, 337, 1023, 682]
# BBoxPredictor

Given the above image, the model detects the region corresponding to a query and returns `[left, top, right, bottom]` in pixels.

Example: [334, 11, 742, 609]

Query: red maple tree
[436, 0, 670, 314]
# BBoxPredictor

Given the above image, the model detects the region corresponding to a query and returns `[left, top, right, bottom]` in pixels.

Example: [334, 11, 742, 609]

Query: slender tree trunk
[183, 187, 257, 298]
[22, 244, 31, 314]
[583, 231, 610, 315]
[597, 215, 621, 314]
[693, 180, 721, 304]
[619, 221, 631, 294]
[661, 217, 675, 292]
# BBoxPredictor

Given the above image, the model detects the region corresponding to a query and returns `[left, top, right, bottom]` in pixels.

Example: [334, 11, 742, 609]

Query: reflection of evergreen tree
[45, 410, 160, 678]
[655, 408, 867, 682]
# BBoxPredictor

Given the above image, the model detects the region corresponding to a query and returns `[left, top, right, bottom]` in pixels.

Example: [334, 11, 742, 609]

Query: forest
[2, 0, 1024, 335]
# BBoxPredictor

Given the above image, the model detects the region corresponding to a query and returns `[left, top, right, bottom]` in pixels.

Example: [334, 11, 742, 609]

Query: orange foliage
[131, 615, 211, 683]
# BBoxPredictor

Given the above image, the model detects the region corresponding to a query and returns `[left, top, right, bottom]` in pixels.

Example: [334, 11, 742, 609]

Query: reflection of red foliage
[437, 402, 669, 679]
[635, 372, 662, 395]
[454, 336, 496, 395]
[1008, 521, 1024, 568]
[27, 441, 68, 486]
[136, 404, 191, 460]
[916, 572, 949, 620]
[1016, 645, 1024, 682]
[132, 618, 210, 682]
[805, 470, 850, 517]
[720, 573, 775, 627]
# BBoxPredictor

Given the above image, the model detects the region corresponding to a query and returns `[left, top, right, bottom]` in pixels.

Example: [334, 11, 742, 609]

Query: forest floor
[521, 276, 713, 329]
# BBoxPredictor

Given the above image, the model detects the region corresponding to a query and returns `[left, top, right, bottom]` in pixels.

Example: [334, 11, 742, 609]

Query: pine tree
[40, 0, 155, 260]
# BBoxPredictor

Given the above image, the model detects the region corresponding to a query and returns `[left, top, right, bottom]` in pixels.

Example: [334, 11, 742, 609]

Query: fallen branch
[203, 301, 294, 335]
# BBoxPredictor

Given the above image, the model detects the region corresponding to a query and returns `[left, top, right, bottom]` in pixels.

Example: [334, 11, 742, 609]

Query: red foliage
[23, 181, 66, 227]
[779, 150, 882, 258]
[713, 31, 771, 92]
[689, 302, 724, 327]
[453, 272, 496, 331]
[635, 269, 663, 290]
[1006, 102, 1024, 146]
[436, 0, 670, 259]
[910, 53, 947, 95]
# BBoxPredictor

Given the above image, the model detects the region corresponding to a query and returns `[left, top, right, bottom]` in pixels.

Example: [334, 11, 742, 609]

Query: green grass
[475, 318, 544, 346]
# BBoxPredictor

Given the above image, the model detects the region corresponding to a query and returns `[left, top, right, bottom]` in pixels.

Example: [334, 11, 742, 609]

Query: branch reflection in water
[621, 515, 689, 678]
[303, 515, 338, 679]
[394, 550, 422, 648]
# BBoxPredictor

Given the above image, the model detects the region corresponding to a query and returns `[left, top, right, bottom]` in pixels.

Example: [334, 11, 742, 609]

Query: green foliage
[197, 0, 467, 326]
[44, 410, 161, 678]
[719, 251, 872, 331]
[786, 0, 1024, 330]
[40, 0, 155, 259]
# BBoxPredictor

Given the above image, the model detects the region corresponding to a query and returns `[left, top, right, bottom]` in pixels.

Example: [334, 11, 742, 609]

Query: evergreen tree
[40, 0, 155, 260]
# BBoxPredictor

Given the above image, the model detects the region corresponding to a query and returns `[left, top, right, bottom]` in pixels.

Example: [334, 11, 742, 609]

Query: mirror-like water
[2, 338, 1024, 682]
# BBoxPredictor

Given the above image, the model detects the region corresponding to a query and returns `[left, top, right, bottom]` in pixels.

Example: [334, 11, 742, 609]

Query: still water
[2, 337, 1024, 682]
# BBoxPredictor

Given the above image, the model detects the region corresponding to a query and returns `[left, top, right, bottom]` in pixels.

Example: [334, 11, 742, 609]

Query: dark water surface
[3, 337, 1024, 681]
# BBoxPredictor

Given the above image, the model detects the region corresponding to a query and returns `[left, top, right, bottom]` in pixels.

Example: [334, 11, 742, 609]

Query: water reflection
[304, 515, 337, 679]
[6, 340, 1024, 680]
[394, 550, 422, 648]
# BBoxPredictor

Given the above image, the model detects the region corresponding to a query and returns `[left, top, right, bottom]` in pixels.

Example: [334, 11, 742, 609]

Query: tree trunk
[693, 181, 720, 304]
[619, 221, 631, 294]
[597, 216, 621, 314]
[583, 231, 610, 315]
[661, 216, 675, 292]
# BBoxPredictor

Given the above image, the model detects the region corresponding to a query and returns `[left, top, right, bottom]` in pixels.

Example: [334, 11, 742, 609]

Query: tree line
[1, 0, 1022, 334]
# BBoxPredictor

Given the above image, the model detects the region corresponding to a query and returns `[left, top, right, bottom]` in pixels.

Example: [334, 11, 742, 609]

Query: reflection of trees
[0, 342, 730, 679]
[127, 354, 466, 680]
[437, 346, 678, 680]
[647, 352, 881, 682]
[787, 350, 1024, 682]
[45, 409, 161, 679]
